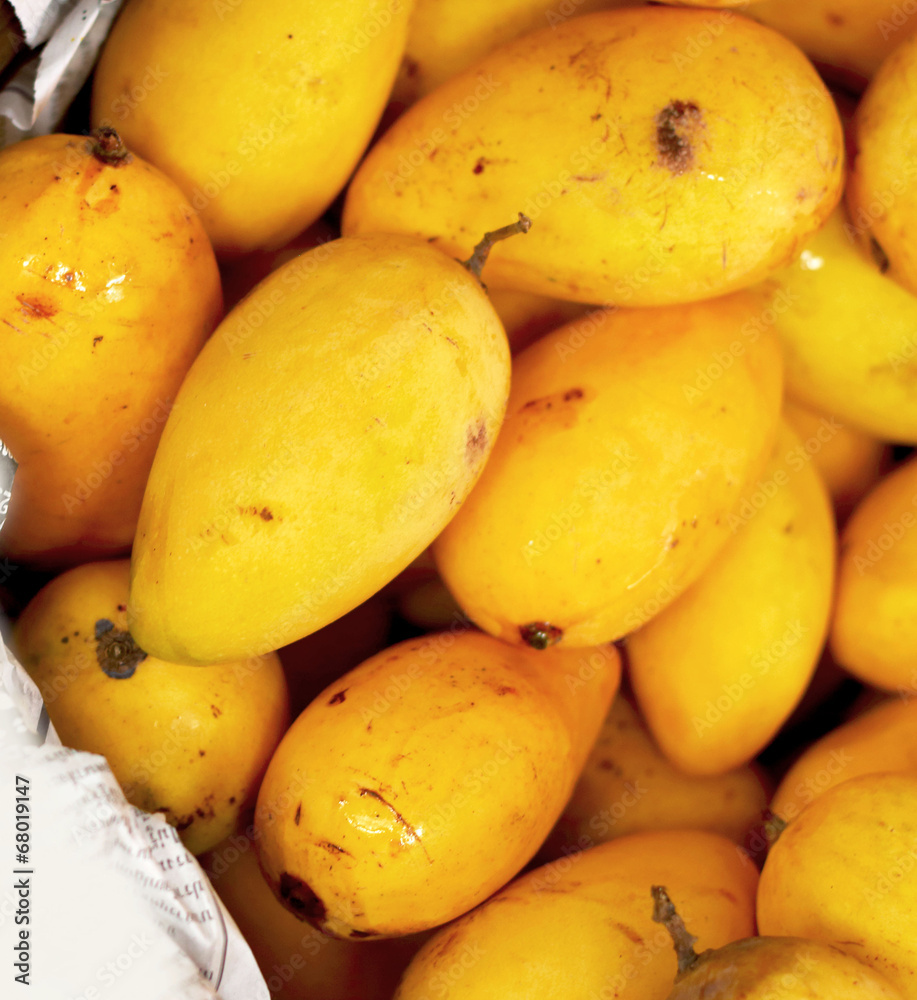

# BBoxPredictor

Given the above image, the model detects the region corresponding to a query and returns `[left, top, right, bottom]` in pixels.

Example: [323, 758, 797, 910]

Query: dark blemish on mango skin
[279, 872, 327, 923]
[655, 100, 703, 176]
[328, 689, 347, 705]
[465, 421, 488, 465]
[94, 619, 147, 679]
[294, 802, 302, 825]
[519, 622, 564, 650]
[16, 294, 56, 319]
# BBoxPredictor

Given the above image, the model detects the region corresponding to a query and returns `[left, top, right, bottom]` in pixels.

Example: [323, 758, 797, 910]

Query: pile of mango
[3, 1, 917, 997]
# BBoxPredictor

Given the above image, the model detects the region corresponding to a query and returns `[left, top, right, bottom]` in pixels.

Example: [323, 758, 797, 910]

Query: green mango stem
[462, 213, 531, 281]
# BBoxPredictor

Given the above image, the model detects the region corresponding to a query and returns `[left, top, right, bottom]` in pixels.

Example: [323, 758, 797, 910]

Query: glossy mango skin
[254, 630, 621, 938]
[395, 829, 759, 1000]
[542, 694, 769, 860]
[668, 936, 905, 1000]
[847, 30, 917, 298]
[344, 7, 843, 307]
[783, 398, 888, 521]
[761, 205, 917, 444]
[751, 0, 917, 89]
[758, 773, 917, 1000]
[831, 456, 917, 691]
[12, 561, 289, 855]
[433, 291, 783, 649]
[91, 0, 411, 256]
[201, 841, 426, 1000]
[0, 133, 220, 566]
[128, 233, 510, 665]
[772, 697, 917, 823]
[628, 423, 836, 775]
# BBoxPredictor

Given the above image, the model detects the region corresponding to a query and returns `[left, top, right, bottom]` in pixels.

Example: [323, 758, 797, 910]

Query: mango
[831, 455, 917, 691]
[128, 233, 510, 665]
[759, 204, 917, 443]
[254, 631, 621, 938]
[344, 6, 843, 306]
[432, 291, 783, 649]
[0, 131, 220, 566]
[12, 560, 289, 855]
[628, 423, 836, 775]
[91, 0, 412, 255]
[847, 28, 917, 297]
[758, 773, 917, 1000]
[394, 829, 758, 1000]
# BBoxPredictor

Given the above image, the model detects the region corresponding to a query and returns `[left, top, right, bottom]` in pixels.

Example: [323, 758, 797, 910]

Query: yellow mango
[202, 840, 426, 999]
[433, 291, 783, 650]
[661, 931, 906, 1000]
[831, 456, 917, 691]
[12, 560, 289, 855]
[0, 131, 220, 566]
[751, 0, 917, 89]
[344, 6, 843, 307]
[91, 0, 411, 256]
[392, 0, 634, 105]
[759, 204, 917, 443]
[847, 30, 917, 297]
[543, 694, 769, 859]
[128, 233, 510, 665]
[783, 398, 888, 520]
[757, 773, 917, 1000]
[628, 423, 835, 776]
[395, 829, 758, 1000]
[254, 631, 621, 938]
[772, 697, 917, 823]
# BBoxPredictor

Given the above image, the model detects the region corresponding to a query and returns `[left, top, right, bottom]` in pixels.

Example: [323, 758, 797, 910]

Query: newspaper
[0, 0, 124, 147]
[0, 641, 271, 1000]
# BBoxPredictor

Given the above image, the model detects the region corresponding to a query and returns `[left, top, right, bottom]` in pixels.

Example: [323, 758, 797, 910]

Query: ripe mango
[433, 291, 783, 649]
[0, 131, 220, 566]
[254, 631, 621, 938]
[128, 234, 510, 665]
[345, 6, 843, 306]
[91, 0, 412, 255]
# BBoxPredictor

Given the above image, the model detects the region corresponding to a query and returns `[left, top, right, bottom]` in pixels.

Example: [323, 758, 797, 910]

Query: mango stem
[95, 619, 147, 679]
[652, 885, 701, 977]
[89, 127, 133, 167]
[462, 213, 531, 281]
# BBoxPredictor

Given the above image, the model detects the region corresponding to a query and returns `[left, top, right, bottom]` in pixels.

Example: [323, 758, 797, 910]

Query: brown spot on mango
[465, 421, 488, 465]
[16, 294, 56, 319]
[279, 872, 326, 922]
[655, 100, 703, 175]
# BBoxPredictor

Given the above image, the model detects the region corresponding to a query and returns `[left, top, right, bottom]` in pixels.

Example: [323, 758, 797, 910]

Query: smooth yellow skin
[847, 30, 917, 297]
[751, 0, 917, 88]
[433, 291, 783, 649]
[628, 423, 835, 776]
[12, 561, 290, 856]
[128, 233, 510, 665]
[392, 0, 633, 105]
[783, 398, 888, 519]
[543, 694, 769, 859]
[91, 0, 411, 256]
[0, 133, 220, 566]
[201, 842, 425, 1000]
[773, 697, 917, 823]
[668, 936, 906, 1000]
[344, 7, 843, 307]
[758, 773, 917, 1000]
[831, 456, 917, 691]
[760, 204, 917, 443]
[395, 829, 759, 1000]
[254, 630, 622, 938]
